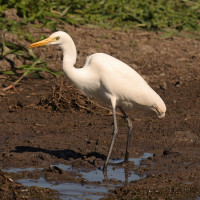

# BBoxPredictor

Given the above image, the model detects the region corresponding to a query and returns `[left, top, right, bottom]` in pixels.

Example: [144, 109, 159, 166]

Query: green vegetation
[1, 0, 200, 31]
[0, 39, 61, 77]
[0, 31, 62, 90]
[0, 0, 200, 87]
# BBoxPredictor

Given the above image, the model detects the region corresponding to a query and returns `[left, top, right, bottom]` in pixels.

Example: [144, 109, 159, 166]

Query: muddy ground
[0, 21, 200, 199]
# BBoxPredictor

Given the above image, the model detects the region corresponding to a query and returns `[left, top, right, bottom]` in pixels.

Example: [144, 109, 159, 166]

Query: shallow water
[18, 177, 105, 200]
[3, 152, 152, 200]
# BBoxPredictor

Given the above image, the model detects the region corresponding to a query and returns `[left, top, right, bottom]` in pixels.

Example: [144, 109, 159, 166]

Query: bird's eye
[55, 36, 60, 40]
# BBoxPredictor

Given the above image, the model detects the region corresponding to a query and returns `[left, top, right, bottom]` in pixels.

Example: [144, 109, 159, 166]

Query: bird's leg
[103, 106, 118, 171]
[119, 107, 132, 162]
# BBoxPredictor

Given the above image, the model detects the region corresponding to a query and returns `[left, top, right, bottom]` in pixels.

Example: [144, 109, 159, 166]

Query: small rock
[87, 156, 96, 163]
[173, 100, 176, 104]
[159, 82, 167, 90]
[174, 80, 181, 87]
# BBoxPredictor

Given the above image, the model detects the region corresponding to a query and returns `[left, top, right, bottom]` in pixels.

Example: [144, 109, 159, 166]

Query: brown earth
[0, 22, 200, 200]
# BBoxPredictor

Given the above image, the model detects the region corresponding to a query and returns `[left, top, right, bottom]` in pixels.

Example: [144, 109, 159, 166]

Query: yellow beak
[28, 37, 55, 48]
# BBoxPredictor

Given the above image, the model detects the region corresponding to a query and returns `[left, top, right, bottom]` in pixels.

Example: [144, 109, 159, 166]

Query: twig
[2, 72, 30, 92]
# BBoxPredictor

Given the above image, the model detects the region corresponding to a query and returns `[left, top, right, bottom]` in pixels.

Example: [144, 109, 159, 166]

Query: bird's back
[83, 53, 166, 117]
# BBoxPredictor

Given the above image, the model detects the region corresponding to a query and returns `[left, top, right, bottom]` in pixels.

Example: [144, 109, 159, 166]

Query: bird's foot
[124, 153, 129, 162]
[102, 165, 108, 181]
[102, 164, 107, 172]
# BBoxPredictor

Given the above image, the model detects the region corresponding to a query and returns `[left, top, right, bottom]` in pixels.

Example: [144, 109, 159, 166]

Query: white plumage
[29, 31, 166, 170]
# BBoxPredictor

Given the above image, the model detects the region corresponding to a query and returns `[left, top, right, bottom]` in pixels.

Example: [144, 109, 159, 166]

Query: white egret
[28, 31, 166, 170]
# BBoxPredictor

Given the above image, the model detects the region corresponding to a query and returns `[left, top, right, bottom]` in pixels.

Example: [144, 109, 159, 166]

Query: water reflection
[102, 152, 152, 182]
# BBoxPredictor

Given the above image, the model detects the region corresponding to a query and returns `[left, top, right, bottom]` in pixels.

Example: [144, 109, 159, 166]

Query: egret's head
[28, 31, 69, 48]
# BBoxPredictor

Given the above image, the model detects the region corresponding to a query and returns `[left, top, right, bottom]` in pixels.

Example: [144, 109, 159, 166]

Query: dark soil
[0, 23, 200, 200]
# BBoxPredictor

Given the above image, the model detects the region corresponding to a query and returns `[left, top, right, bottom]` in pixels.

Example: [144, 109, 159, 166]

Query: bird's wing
[86, 53, 156, 106]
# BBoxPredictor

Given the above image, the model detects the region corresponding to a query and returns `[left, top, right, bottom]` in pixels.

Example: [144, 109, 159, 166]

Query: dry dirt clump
[39, 80, 112, 115]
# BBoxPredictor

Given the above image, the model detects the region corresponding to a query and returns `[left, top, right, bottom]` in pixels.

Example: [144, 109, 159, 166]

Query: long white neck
[58, 33, 96, 94]
[60, 35, 77, 66]
[59, 35, 82, 88]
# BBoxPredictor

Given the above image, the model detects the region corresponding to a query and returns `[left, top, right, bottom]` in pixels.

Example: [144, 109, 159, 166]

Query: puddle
[3, 152, 152, 200]
[18, 177, 105, 200]
[2, 167, 43, 173]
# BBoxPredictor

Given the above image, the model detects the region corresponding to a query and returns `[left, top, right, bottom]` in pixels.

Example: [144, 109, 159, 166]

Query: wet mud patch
[0, 170, 59, 200]
[2, 153, 153, 200]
